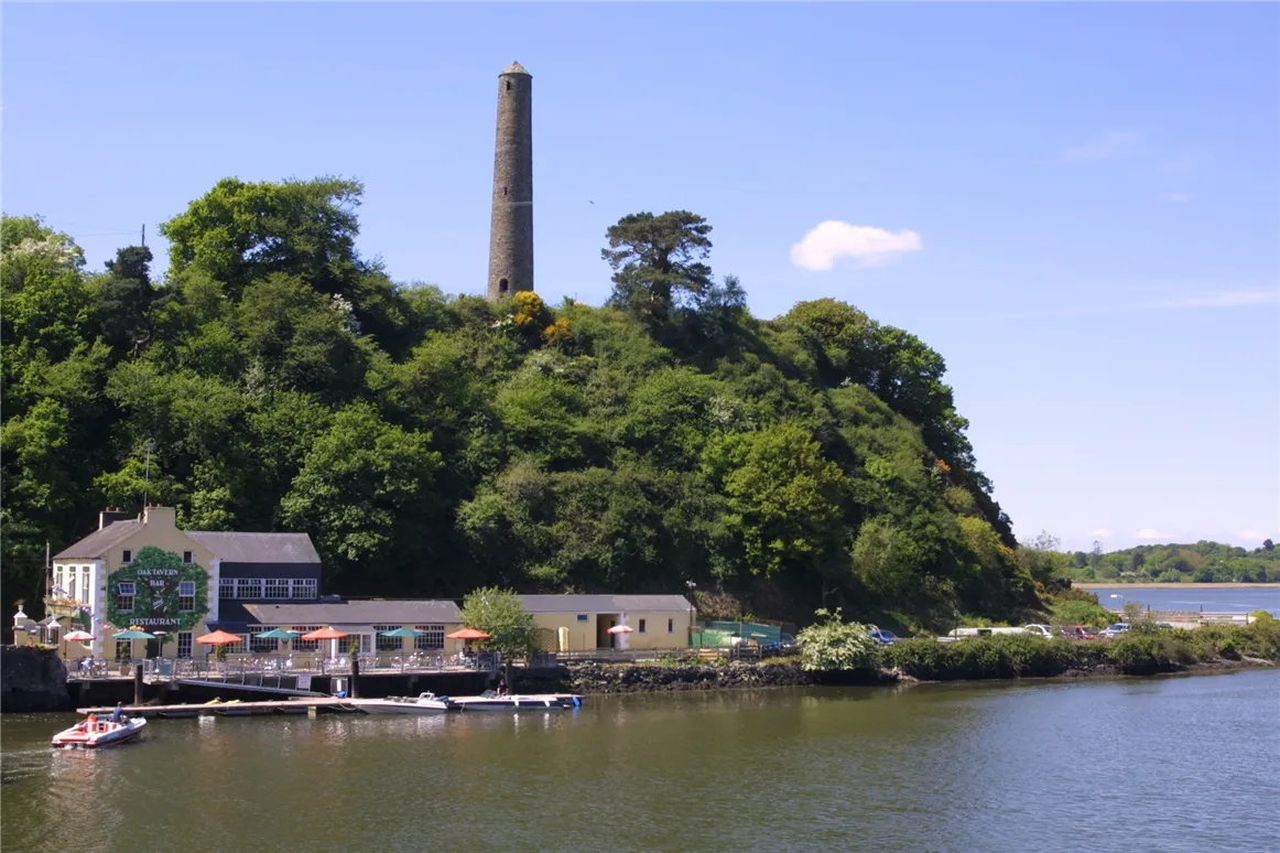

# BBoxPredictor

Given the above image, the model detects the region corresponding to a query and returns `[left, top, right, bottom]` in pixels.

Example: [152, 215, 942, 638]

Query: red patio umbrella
[301, 626, 352, 663]
[446, 627, 491, 640]
[196, 629, 243, 646]
[300, 626, 350, 641]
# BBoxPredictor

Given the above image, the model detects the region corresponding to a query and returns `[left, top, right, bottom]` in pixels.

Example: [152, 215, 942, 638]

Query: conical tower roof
[500, 61, 531, 76]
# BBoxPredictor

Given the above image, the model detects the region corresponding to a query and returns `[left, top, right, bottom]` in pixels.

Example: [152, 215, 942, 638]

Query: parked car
[1023, 624, 1053, 639]
[1055, 625, 1097, 640]
[868, 628, 900, 645]
[1099, 623, 1131, 637]
[761, 633, 800, 655]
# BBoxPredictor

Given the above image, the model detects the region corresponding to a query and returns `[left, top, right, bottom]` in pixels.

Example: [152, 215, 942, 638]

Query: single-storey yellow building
[520, 594, 695, 652]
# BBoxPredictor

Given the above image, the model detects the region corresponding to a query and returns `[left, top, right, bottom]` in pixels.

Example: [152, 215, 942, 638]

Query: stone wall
[1, 646, 72, 712]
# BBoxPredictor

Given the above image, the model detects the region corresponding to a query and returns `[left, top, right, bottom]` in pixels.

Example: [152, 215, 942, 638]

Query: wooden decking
[77, 697, 360, 717]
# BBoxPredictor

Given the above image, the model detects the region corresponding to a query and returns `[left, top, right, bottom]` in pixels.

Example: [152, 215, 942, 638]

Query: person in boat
[110, 702, 124, 723]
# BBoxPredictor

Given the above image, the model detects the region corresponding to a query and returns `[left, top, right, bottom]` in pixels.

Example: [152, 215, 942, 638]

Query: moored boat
[352, 692, 456, 715]
[52, 714, 147, 749]
[451, 693, 582, 712]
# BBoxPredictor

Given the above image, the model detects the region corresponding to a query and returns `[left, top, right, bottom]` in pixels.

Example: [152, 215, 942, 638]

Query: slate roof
[187, 532, 320, 564]
[241, 600, 462, 626]
[53, 520, 142, 560]
[518, 594, 693, 614]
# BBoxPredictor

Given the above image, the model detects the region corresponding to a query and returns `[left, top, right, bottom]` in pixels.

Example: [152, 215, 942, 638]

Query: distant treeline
[1065, 540, 1278, 583]
[5, 178, 1046, 631]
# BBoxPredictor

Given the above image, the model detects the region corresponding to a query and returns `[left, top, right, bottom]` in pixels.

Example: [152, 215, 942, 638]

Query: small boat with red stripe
[51, 709, 147, 749]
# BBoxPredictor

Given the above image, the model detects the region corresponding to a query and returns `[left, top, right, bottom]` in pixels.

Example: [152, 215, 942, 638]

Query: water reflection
[4, 673, 1279, 852]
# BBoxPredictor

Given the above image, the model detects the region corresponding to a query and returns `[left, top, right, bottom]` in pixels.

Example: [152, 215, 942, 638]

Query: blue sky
[4, 2, 1277, 553]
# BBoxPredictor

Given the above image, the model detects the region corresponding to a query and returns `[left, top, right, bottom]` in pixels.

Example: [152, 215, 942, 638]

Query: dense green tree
[281, 403, 441, 591]
[95, 245, 159, 355]
[160, 177, 365, 299]
[459, 587, 540, 687]
[602, 211, 713, 322]
[703, 422, 848, 579]
[235, 273, 368, 400]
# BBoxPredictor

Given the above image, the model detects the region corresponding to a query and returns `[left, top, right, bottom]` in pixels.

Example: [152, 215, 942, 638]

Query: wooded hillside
[2, 178, 1041, 631]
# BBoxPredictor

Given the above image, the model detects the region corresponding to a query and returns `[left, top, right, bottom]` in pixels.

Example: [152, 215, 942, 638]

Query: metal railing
[68, 651, 499, 681]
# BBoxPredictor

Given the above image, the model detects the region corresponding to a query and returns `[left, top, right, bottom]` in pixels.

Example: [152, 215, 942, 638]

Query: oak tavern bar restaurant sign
[106, 546, 210, 632]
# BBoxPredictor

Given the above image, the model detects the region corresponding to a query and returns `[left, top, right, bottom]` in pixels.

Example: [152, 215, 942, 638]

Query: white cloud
[1163, 289, 1280, 308]
[789, 221, 922, 271]
[1062, 131, 1140, 162]
[1090, 528, 1114, 539]
[1161, 191, 1192, 204]
[1135, 528, 1169, 541]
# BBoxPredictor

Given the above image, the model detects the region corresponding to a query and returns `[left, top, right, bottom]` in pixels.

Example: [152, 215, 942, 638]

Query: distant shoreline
[1074, 582, 1280, 589]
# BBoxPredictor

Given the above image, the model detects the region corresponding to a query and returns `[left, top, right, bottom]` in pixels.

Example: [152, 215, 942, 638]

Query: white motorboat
[352, 692, 456, 715]
[451, 692, 582, 712]
[51, 714, 147, 749]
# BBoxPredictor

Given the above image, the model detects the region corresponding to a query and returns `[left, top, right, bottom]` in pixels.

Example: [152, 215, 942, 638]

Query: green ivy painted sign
[106, 546, 210, 631]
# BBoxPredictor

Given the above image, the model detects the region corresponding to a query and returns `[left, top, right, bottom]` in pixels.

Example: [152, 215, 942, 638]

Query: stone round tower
[487, 61, 533, 301]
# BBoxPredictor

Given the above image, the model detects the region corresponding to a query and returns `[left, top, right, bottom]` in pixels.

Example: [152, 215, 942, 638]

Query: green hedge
[879, 621, 1279, 680]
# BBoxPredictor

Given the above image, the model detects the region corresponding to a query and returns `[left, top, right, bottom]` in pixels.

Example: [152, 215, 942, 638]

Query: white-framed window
[177, 631, 193, 658]
[178, 581, 196, 612]
[235, 578, 263, 599]
[374, 625, 401, 652]
[415, 625, 445, 651]
[249, 626, 276, 653]
[183, 551, 193, 563]
[264, 578, 290, 599]
[219, 578, 235, 599]
[114, 640, 131, 660]
[122, 550, 132, 564]
[293, 626, 322, 651]
[68, 573, 78, 602]
[116, 582, 136, 613]
[639, 619, 647, 633]
[290, 578, 318, 599]
[82, 567, 92, 603]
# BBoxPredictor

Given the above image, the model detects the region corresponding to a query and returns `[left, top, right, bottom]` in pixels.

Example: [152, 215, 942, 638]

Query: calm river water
[3, 671, 1278, 852]
[1077, 585, 1280, 617]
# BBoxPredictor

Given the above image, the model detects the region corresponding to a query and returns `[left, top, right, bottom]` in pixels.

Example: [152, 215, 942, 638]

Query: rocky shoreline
[1, 646, 73, 712]
[6, 646, 1274, 713]
[528, 655, 1277, 695]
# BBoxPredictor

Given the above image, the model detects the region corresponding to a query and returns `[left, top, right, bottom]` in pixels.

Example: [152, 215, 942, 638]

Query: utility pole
[141, 224, 146, 247]
[142, 440, 154, 506]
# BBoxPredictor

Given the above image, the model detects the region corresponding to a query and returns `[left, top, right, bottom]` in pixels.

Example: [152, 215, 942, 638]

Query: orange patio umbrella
[300, 626, 350, 641]
[446, 627, 491, 640]
[196, 629, 244, 646]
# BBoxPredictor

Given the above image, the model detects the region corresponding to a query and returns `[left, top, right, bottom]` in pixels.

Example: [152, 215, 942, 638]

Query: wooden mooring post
[134, 664, 144, 704]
